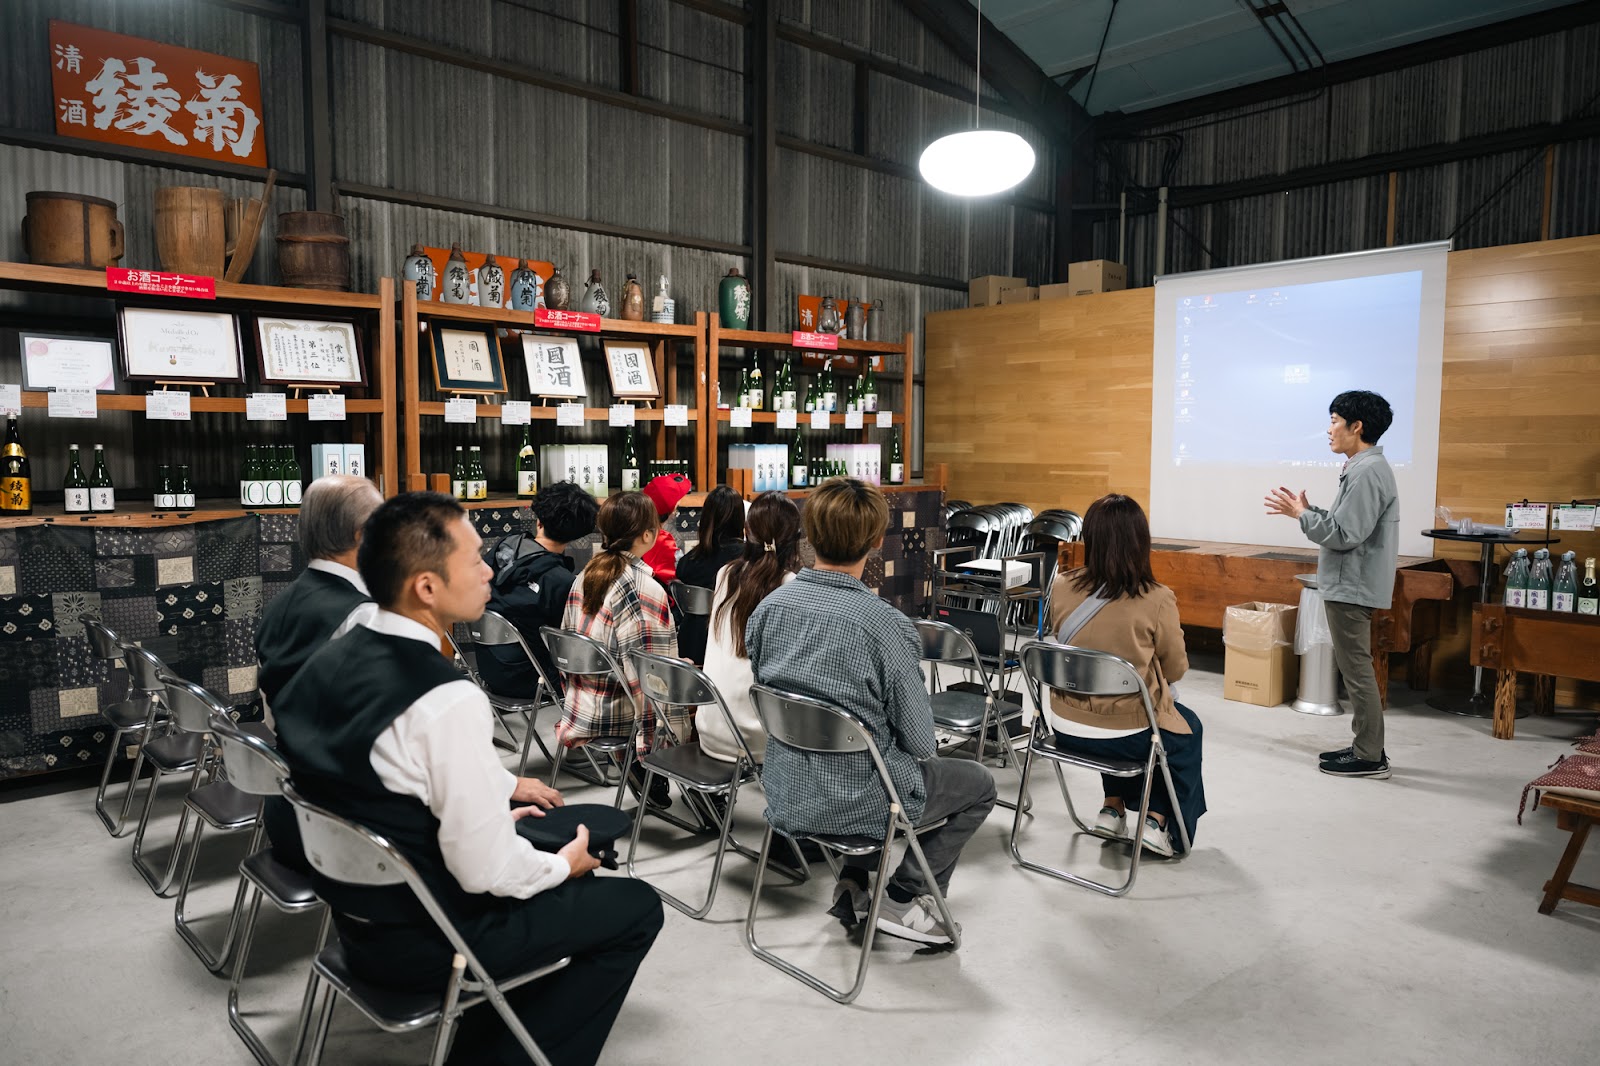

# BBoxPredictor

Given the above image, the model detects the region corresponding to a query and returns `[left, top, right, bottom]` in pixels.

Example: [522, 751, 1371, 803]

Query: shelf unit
[400, 288, 708, 492]
[705, 313, 911, 486]
[0, 262, 399, 521]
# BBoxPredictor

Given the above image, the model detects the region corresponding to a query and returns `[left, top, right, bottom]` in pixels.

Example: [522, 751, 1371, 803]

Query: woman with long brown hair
[697, 491, 802, 763]
[1045, 493, 1206, 857]
[675, 485, 746, 664]
[558, 491, 681, 774]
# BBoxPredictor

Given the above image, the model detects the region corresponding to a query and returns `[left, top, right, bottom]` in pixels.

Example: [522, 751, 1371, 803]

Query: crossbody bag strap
[1055, 587, 1111, 645]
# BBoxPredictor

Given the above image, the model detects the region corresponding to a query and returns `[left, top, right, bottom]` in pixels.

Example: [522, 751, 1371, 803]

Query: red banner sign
[534, 308, 602, 333]
[792, 330, 839, 350]
[107, 267, 216, 299]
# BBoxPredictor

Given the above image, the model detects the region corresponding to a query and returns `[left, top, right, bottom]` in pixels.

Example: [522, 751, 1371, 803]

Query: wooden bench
[1537, 792, 1600, 915]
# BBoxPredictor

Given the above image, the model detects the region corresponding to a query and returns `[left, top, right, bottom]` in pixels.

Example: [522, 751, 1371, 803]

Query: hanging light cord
[973, 0, 982, 130]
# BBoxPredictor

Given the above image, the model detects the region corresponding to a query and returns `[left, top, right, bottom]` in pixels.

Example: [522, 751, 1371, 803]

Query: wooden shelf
[416, 402, 698, 421]
[714, 409, 903, 425]
[0, 261, 384, 310]
[0, 498, 306, 529]
[717, 328, 903, 354]
[412, 300, 701, 338]
[14, 392, 385, 415]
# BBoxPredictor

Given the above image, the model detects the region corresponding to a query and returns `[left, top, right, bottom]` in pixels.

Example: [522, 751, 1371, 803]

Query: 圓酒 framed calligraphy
[602, 340, 659, 400]
[430, 324, 506, 395]
[522, 336, 587, 400]
[49, 20, 267, 169]
[254, 317, 366, 386]
[118, 307, 244, 383]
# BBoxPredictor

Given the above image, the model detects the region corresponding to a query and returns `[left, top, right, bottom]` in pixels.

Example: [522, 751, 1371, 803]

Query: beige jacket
[1046, 571, 1190, 734]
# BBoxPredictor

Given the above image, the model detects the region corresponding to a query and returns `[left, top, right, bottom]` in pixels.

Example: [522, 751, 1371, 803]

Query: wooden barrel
[153, 186, 226, 277]
[23, 191, 125, 268]
[276, 211, 351, 291]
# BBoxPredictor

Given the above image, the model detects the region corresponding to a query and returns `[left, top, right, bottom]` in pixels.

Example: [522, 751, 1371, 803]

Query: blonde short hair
[803, 477, 888, 564]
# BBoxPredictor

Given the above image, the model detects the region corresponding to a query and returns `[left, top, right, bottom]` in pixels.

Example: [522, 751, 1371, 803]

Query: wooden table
[1536, 792, 1600, 915]
[1057, 539, 1456, 703]
[1470, 605, 1600, 739]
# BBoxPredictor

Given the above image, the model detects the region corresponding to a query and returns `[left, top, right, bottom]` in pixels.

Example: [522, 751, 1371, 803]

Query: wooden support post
[1494, 668, 1518, 740]
[402, 285, 422, 488]
[1533, 673, 1556, 716]
[1540, 144, 1555, 241]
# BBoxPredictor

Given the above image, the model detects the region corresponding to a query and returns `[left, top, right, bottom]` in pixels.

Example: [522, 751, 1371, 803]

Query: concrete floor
[2, 653, 1598, 1066]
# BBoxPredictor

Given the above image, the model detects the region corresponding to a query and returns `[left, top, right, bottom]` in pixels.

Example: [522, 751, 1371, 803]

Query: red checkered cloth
[1518, 753, 1600, 823]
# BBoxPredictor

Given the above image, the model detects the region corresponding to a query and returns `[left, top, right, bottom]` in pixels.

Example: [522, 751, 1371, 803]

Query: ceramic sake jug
[509, 259, 541, 311]
[544, 266, 571, 310]
[718, 267, 751, 329]
[441, 243, 471, 304]
[845, 297, 867, 340]
[477, 255, 506, 309]
[620, 272, 645, 321]
[580, 269, 610, 318]
[401, 244, 435, 301]
[651, 274, 675, 324]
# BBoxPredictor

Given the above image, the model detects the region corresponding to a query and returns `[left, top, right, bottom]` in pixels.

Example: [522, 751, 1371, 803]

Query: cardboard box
[1222, 601, 1299, 707]
[311, 444, 344, 479]
[969, 275, 1027, 307]
[342, 443, 366, 480]
[1039, 282, 1075, 301]
[1066, 259, 1127, 296]
[998, 286, 1039, 304]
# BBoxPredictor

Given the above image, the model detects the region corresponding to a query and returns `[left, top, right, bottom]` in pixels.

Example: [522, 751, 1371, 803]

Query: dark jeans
[1324, 600, 1384, 762]
[843, 755, 997, 897]
[1054, 702, 1206, 854]
[334, 876, 663, 1066]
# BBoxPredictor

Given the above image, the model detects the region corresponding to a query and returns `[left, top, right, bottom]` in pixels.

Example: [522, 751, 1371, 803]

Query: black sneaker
[625, 763, 673, 809]
[1318, 745, 1354, 761]
[1319, 752, 1391, 779]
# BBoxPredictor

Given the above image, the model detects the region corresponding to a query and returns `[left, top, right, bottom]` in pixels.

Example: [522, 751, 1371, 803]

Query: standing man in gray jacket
[1266, 391, 1400, 779]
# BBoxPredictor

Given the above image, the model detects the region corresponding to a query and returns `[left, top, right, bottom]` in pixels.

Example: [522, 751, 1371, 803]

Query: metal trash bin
[1292, 573, 1342, 716]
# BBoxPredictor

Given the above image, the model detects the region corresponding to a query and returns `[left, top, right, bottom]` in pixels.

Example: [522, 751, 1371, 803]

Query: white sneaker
[1139, 816, 1175, 858]
[875, 894, 959, 945]
[1090, 806, 1128, 840]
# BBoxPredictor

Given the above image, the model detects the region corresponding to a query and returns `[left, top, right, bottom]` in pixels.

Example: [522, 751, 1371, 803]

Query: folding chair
[669, 580, 713, 619]
[913, 618, 1026, 812]
[83, 617, 165, 836]
[208, 715, 329, 1066]
[931, 605, 1028, 756]
[1009, 640, 1191, 897]
[125, 649, 212, 895]
[744, 684, 959, 1005]
[538, 627, 640, 803]
[462, 609, 560, 777]
[282, 784, 571, 1066]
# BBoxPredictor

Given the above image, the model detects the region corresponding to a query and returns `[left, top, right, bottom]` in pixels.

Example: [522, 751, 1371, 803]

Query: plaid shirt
[559, 557, 681, 749]
[746, 567, 935, 838]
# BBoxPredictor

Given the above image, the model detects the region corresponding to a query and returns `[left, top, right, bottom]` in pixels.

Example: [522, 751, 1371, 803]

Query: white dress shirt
[306, 558, 380, 638]
[363, 609, 570, 898]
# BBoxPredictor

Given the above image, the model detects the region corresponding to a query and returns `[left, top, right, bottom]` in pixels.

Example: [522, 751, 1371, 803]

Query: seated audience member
[1046, 493, 1206, 858]
[697, 491, 801, 764]
[478, 481, 600, 698]
[640, 472, 692, 586]
[559, 491, 680, 804]
[747, 477, 996, 946]
[274, 492, 662, 1066]
[674, 485, 746, 664]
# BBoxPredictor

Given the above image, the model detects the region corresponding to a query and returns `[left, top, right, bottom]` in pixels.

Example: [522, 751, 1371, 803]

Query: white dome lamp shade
[919, 0, 1037, 198]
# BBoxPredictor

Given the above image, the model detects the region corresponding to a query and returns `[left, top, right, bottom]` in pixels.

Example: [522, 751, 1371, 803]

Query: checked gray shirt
[745, 567, 936, 838]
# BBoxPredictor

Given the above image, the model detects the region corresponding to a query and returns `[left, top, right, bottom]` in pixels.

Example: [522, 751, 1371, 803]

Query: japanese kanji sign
[50, 20, 268, 168]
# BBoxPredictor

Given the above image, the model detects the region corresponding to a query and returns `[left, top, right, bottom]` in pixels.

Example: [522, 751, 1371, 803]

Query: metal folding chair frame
[127, 653, 213, 896]
[83, 617, 165, 836]
[462, 609, 562, 777]
[538, 627, 641, 804]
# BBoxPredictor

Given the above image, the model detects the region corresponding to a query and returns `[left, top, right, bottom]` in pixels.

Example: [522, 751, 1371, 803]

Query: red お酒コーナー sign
[107, 267, 217, 300]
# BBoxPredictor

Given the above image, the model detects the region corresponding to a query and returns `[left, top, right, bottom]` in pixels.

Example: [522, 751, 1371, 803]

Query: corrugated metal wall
[1093, 20, 1600, 285]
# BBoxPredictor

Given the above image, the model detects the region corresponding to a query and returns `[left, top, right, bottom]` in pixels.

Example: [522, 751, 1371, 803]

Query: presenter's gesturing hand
[1265, 486, 1310, 519]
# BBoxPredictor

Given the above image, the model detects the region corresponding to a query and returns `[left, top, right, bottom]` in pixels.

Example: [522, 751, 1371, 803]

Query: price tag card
[246, 393, 287, 421]
[876, 410, 894, 428]
[556, 402, 586, 427]
[775, 409, 798, 430]
[664, 404, 689, 427]
[145, 391, 192, 421]
[729, 407, 753, 429]
[810, 409, 830, 431]
[845, 411, 864, 429]
[500, 400, 532, 426]
[1554, 504, 1597, 532]
[308, 393, 346, 421]
[0, 384, 20, 417]
[1505, 502, 1550, 530]
[444, 397, 478, 424]
[47, 388, 97, 419]
[609, 404, 637, 428]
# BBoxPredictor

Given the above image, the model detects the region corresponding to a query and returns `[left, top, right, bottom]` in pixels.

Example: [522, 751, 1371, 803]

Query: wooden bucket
[23, 191, 124, 268]
[276, 211, 351, 291]
[153, 186, 226, 277]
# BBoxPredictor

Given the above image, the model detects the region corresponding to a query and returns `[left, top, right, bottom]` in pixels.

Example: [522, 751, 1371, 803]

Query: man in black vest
[275, 493, 662, 1066]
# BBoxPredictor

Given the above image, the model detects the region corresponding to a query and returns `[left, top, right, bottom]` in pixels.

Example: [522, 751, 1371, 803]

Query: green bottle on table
[62, 444, 90, 514]
[1503, 549, 1529, 608]
[451, 446, 468, 501]
[90, 444, 115, 513]
[1527, 548, 1553, 610]
[1552, 551, 1578, 613]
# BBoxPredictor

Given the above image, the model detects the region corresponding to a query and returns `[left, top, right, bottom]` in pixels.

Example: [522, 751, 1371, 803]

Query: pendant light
[918, 0, 1037, 197]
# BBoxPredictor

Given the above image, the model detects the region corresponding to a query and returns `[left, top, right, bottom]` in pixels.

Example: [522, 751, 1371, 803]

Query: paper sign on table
[1505, 503, 1550, 530]
[845, 411, 864, 429]
[556, 403, 585, 427]
[876, 410, 894, 428]
[0, 384, 20, 417]
[609, 405, 636, 428]
[729, 407, 753, 429]
[1554, 504, 1597, 532]
[500, 400, 532, 426]
[775, 409, 798, 430]
[810, 409, 830, 431]
[664, 404, 689, 427]
[145, 391, 191, 421]
[247, 393, 287, 421]
[47, 388, 97, 419]
[444, 397, 478, 424]
[308, 393, 346, 421]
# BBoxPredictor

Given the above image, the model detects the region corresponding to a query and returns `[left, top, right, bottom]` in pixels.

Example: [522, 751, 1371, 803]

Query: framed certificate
[255, 317, 367, 386]
[429, 324, 507, 394]
[19, 332, 118, 391]
[118, 307, 244, 383]
[603, 340, 659, 399]
[522, 335, 587, 399]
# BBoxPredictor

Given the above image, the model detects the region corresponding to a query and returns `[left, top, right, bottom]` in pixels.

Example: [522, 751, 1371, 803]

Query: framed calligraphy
[19, 332, 118, 392]
[602, 340, 659, 400]
[522, 336, 587, 400]
[254, 316, 366, 386]
[430, 324, 507, 394]
[117, 307, 243, 382]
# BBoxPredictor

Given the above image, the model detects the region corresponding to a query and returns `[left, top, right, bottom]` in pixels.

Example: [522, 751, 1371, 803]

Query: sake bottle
[1552, 551, 1578, 613]
[516, 427, 538, 499]
[621, 429, 641, 491]
[790, 430, 808, 488]
[175, 465, 196, 510]
[89, 444, 115, 513]
[860, 360, 879, 413]
[280, 446, 302, 506]
[468, 445, 488, 500]
[0, 417, 31, 516]
[62, 444, 90, 514]
[154, 464, 176, 511]
[886, 428, 905, 484]
[1527, 548, 1553, 610]
[777, 356, 797, 412]
[1503, 549, 1529, 608]
[1578, 557, 1599, 616]
[451, 445, 468, 500]
[747, 352, 764, 410]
